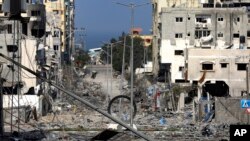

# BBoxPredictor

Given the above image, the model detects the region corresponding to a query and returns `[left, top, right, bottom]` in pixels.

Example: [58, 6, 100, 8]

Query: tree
[74, 50, 90, 68]
[100, 33, 145, 73]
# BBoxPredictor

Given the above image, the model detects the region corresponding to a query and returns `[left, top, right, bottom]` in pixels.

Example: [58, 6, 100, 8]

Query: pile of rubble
[132, 104, 230, 141]
[35, 68, 231, 140]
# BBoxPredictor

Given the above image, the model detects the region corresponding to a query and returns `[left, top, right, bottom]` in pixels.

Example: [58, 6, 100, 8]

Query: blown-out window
[221, 63, 228, 68]
[201, 61, 214, 71]
[237, 63, 247, 71]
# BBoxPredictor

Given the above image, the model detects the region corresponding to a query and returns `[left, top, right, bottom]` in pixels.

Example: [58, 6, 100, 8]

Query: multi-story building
[43, 0, 75, 64]
[154, 0, 250, 96]
[0, 1, 50, 131]
[0, 0, 46, 93]
[151, 0, 200, 79]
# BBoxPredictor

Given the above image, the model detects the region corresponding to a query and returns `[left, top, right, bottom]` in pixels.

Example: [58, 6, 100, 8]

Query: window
[53, 10, 59, 14]
[175, 33, 183, 38]
[175, 50, 183, 55]
[53, 31, 60, 37]
[247, 31, 250, 37]
[45, 32, 50, 37]
[196, 17, 207, 23]
[53, 45, 59, 50]
[221, 63, 227, 68]
[179, 66, 184, 71]
[237, 63, 247, 71]
[176, 17, 183, 22]
[233, 33, 240, 38]
[145, 38, 151, 43]
[188, 17, 190, 20]
[195, 30, 210, 39]
[187, 33, 190, 36]
[248, 14, 250, 23]
[202, 63, 213, 70]
[7, 24, 12, 34]
[218, 17, 223, 21]
[237, 17, 240, 22]
[218, 33, 223, 38]
[196, 15, 211, 23]
[22, 23, 27, 35]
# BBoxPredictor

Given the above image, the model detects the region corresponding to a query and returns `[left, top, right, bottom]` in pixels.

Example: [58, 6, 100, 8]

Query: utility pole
[110, 44, 113, 99]
[115, 1, 149, 127]
[106, 47, 109, 103]
[0, 64, 3, 137]
[104, 41, 122, 102]
[120, 36, 126, 95]
[247, 60, 250, 124]
[247, 59, 250, 97]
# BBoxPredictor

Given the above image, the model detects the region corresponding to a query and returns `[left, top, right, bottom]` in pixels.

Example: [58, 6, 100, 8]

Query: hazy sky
[75, 0, 152, 50]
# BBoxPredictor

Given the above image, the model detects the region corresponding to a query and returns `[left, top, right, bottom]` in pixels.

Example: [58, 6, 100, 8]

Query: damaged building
[0, 0, 46, 93]
[0, 0, 68, 130]
[153, 0, 250, 98]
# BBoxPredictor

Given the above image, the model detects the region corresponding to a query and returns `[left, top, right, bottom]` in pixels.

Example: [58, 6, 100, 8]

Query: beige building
[131, 28, 152, 47]
[44, 0, 75, 64]
[43, 0, 66, 52]
[188, 49, 250, 97]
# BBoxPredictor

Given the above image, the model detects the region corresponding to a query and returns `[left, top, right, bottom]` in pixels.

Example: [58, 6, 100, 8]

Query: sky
[75, 0, 152, 50]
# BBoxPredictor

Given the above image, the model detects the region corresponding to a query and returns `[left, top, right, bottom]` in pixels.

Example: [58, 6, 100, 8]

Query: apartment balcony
[194, 35, 213, 48]
[195, 22, 211, 29]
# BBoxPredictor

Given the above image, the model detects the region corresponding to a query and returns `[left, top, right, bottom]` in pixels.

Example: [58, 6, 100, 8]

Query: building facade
[151, 0, 200, 80]
[43, 0, 75, 64]
[153, 0, 250, 96]
[0, 0, 46, 93]
[188, 49, 250, 97]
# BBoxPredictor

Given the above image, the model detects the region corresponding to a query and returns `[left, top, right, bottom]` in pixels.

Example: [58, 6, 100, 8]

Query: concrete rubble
[37, 103, 230, 140]
[21, 67, 230, 141]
